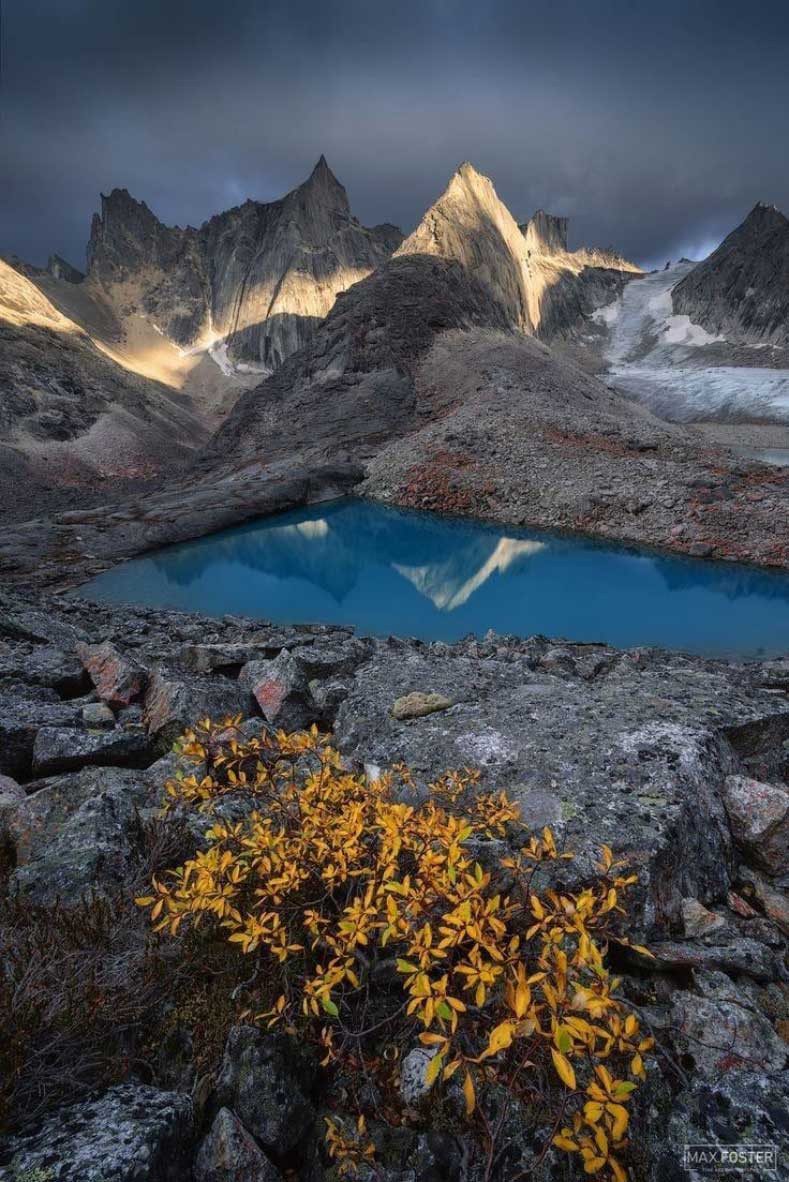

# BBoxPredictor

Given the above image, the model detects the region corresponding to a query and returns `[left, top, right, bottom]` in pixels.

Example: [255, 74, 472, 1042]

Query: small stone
[239, 652, 317, 732]
[722, 774, 789, 875]
[76, 640, 148, 708]
[0, 773, 30, 861]
[391, 691, 454, 721]
[82, 701, 116, 728]
[400, 1045, 441, 1107]
[681, 896, 725, 937]
[195, 1107, 283, 1181]
[740, 868, 789, 935]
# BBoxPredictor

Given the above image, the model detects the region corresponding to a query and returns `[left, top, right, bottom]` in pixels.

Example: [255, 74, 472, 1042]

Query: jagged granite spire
[521, 209, 569, 255]
[83, 162, 403, 365]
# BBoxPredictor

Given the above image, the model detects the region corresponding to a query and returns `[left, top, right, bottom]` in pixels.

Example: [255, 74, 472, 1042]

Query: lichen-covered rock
[194, 1107, 283, 1181]
[671, 971, 787, 1077]
[32, 724, 154, 776]
[0, 687, 81, 780]
[143, 667, 248, 747]
[648, 937, 777, 982]
[681, 896, 725, 937]
[334, 641, 788, 934]
[390, 692, 454, 721]
[0, 644, 88, 696]
[82, 701, 117, 728]
[239, 653, 317, 732]
[661, 1069, 789, 1182]
[76, 640, 148, 709]
[722, 774, 789, 875]
[740, 866, 789, 934]
[0, 1083, 193, 1181]
[399, 1046, 440, 1107]
[11, 765, 157, 902]
[0, 772, 29, 863]
[215, 1027, 316, 1156]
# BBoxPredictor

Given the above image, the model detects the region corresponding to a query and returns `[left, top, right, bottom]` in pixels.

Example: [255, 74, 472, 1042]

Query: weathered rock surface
[143, 666, 248, 747]
[0, 687, 82, 780]
[215, 1027, 316, 1155]
[672, 202, 789, 347]
[76, 639, 147, 708]
[658, 1069, 789, 1182]
[0, 591, 788, 1180]
[194, 1107, 284, 1182]
[239, 652, 318, 731]
[722, 773, 788, 875]
[333, 635, 789, 934]
[31, 723, 154, 776]
[0, 1083, 193, 1181]
[391, 691, 454, 721]
[11, 765, 159, 901]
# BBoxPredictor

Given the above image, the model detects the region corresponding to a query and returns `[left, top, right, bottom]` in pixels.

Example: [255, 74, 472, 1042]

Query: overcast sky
[2, 0, 788, 271]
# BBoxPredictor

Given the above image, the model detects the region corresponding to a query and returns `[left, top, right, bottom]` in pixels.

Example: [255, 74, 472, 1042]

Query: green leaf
[436, 1001, 453, 1021]
[321, 996, 339, 1017]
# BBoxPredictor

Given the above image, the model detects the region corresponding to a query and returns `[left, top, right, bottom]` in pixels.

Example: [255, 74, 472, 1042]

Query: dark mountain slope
[672, 203, 789, 347]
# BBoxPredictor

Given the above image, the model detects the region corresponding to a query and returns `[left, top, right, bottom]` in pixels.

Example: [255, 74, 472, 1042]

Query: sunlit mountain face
[76, 498, 789, 657]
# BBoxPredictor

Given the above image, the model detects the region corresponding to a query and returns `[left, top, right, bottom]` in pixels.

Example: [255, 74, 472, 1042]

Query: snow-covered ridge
[600, 262, 789, 424]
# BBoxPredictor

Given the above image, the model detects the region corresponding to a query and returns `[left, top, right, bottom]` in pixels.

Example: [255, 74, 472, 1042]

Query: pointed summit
[522, 210, 569, 255]
[397, 162, 536, 332]
[741, 201, 787, 231]
[672, 200, 789, 346]
[291, 154, 350, 223]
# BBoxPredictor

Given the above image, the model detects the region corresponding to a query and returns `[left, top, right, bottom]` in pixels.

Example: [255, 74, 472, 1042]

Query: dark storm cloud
[2, 0, 789, 269]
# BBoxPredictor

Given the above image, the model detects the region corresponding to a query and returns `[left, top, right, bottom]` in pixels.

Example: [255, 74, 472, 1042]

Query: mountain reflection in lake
[77, 498, 789, 657]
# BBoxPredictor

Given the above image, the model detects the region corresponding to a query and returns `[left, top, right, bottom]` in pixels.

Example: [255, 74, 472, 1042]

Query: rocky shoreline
[1, 587, 787, 1179]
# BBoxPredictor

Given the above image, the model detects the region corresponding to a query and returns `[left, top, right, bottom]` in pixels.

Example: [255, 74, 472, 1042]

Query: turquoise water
[77, 498, 789, 657]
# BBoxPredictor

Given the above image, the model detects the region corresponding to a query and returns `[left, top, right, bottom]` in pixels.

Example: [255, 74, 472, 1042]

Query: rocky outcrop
[521, 208, 568, 255]
[85, 157, 403, 368]
[0, 257, 211, 508]
[47, 253, 84, 284]
[0, 1084, 194, 1181]
[0, 589, 788, 1178]
[396, 165, 640, 339]
[671, 202, 789, 347]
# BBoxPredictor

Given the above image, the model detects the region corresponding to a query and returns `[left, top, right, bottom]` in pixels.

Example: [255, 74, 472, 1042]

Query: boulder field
[0, 588, 787, 1179]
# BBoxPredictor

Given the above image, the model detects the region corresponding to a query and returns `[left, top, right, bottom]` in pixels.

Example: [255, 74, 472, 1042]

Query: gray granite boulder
[194, 1107, 283, 1181]
[32, 725, 154, 777]
[215, 1027, 316, 1156]
[0, 1084, 193, 1181]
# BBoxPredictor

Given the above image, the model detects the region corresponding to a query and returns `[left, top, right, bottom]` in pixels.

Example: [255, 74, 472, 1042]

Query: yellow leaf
[425, 1052, 443, 1087]
[553, 1135, 578, 1151]
[484, 1021, 515, 1059]
[551, 1048, 576, 1090]
[583, 1155, 606, 1174]
[463, 1069, 476, 1116]
[607, 1103, 629, 1142]
[583, 1101, 604, 1124]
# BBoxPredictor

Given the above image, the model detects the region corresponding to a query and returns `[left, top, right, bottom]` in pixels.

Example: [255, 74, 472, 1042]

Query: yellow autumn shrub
[138, 719, 654, 1181]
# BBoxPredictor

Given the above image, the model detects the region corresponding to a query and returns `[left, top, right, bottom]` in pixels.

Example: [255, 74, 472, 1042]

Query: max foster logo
[682, 1144, 779, 1173]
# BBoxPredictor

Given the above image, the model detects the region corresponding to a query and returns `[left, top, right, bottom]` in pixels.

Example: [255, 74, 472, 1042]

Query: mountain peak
[742, 201, 787, 231]
[522, 209, 569, 255]
[397, 163, 535, 332]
